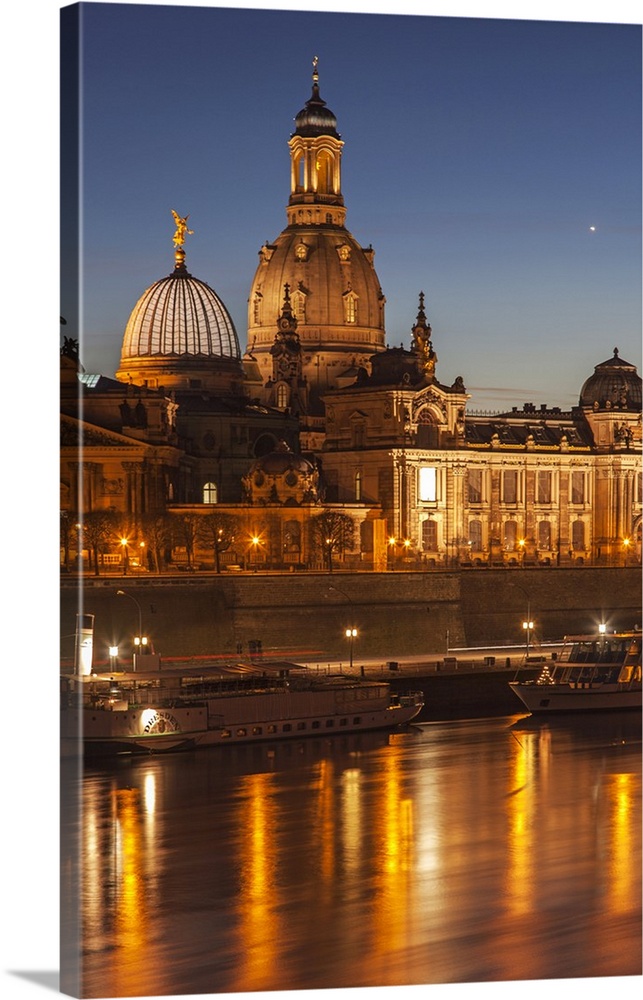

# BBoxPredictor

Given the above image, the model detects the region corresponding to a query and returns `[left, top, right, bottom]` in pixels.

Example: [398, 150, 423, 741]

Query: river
[62, 711, 641, 998]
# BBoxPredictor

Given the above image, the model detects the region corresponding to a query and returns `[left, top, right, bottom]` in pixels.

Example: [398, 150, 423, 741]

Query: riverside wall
[61, 567, 641, 668]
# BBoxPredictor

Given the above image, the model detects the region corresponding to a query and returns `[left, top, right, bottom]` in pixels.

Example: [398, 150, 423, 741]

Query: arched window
[253, 293, 262, 325]
[316, 151, 332, 193]
[203, 482, 218, 504]
[276, 384, 289, 409]
[292, 288, 307, 322]
[355, 471, 362, 501]
[344, 290, 358, 324]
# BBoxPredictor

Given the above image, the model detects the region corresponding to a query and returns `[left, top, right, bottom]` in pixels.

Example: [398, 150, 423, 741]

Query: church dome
[579, 348, 641, 411]
[116, 238, 242, 391]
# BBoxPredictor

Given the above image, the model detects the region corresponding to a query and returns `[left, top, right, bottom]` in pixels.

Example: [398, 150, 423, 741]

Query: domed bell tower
[247, 59, 387, 416]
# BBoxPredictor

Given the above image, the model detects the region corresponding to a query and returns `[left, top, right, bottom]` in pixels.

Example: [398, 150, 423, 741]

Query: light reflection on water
[66, 713, 642, 998]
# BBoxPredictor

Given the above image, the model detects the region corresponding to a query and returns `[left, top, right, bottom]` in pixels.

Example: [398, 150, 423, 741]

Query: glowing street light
[345, 627, 358, 671]
[623, 537, 631, 566]
[522, 617, 534, 660]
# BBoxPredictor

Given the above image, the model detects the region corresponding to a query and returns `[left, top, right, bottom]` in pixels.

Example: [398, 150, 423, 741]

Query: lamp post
[109, 645, 119, 671]
[116, 589, 144, 669]
[522, 616, 534, 660]
[251, 535, 260, 572]
[345, 627, 358, 671]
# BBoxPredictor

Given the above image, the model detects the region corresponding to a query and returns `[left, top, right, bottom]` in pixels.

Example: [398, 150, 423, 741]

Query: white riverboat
[61, 665, 424, 757]
[509, 628, 642, 715]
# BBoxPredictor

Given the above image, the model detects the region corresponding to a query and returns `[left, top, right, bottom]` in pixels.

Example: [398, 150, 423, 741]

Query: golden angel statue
[171, 210, 194, 248]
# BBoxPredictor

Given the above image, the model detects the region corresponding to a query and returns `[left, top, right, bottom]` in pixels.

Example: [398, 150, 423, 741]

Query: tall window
[572, 520, 585, 551]
[203, 482, 218, 504]
[468, 469, 483, 504]
[252, 293, 262, 325]
[351, 422, 366, 448]
[276, 384, 289, 409]
[469, 519, 483, 550]
[538, 521, 552, 549]
[537, 471, 552, 504]
[292, 288, 306, 322]
[355, 471, 362, 501]
[571, 471, 585, 504]
[502, 470, 518, 504]
[422, 519, 438, 551]
[419, 466, 437, 502]
[503, 520, 518, 550]
[344, 291, 358, 324]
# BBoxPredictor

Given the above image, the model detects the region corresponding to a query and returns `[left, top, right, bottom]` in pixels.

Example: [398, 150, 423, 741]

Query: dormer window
[343, 287, 358, 324]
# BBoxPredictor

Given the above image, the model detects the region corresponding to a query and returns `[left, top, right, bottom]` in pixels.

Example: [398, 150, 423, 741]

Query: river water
[63, 712, 642, 998]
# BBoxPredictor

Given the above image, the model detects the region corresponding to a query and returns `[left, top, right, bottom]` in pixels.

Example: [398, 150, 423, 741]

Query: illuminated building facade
[60, 65, 642, 571]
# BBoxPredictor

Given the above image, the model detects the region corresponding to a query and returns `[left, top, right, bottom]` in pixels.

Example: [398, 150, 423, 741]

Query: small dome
[243, 441, 320, 505]
[292, 64, 339, 139]
[579, 348, 641, 411]
[250, 440, 315, 477]
[121, 254, 240, 362]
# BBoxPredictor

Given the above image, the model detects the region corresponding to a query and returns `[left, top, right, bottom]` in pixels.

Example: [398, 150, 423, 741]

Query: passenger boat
[509, 628, 642, 715]
[60, 665, 425, 757]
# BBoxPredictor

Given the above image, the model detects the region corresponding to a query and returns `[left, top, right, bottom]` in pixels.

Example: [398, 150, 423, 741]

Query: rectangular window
[312, 720, 320, 729]
[267, 724, 277, 734]
[468, 469, 483, 504]
[538, 521, 552, 548]
[571, 471, 585, 504]
[282, 723, 292, 732]
[469, 519, 483, 550]
[422, 519, 438, 551]
[503, 470, 518, 504]
[297, 722, 306, 731]
[537, 471, 552, 504]
[419, 466, 437, 502]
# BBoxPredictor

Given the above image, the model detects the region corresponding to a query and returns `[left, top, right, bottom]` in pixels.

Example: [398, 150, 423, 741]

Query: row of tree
[60, 508, 356, 575]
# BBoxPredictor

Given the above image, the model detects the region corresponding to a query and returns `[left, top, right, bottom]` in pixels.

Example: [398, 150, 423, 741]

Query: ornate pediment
[60, 415, 141, 449]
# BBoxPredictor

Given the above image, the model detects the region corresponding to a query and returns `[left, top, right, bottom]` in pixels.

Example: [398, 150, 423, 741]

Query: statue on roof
[171, 210, 194, 248]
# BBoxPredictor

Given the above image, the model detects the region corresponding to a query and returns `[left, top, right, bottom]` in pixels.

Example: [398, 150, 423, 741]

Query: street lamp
[116, 589, 144, 669]
[623, 537, 631, 566]
[345, 627, 358, 671]
[109, 645, 119, 671]
[120, 537, 130, 575]
[251, 535, 260, 572]
[522, 617, 534, 660]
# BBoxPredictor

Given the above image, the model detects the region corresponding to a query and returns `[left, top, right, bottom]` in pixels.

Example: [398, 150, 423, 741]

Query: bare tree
[140, 513, 173, 572]
[310, 510, 355, 572]
[172, 513, 201, 569]
[77, 509, 120, 576]
[198, 511, 239, 573]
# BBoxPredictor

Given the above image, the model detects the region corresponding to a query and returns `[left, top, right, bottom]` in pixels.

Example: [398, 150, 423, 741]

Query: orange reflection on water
[110, 786, 149, 998]
[234, 771, 279, 992]
[505, 728, 540, 916]
[371, 752, 416, 979]
[603, 771, 639, 912]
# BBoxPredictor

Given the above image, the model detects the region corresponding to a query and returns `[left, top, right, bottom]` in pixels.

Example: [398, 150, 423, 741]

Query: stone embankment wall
[61, 567, 641, 668]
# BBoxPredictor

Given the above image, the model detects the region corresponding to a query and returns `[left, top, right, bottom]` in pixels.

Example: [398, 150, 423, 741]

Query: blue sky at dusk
[62, 0, 642, 412]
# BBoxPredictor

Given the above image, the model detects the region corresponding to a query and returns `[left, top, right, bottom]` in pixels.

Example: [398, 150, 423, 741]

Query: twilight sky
[62, 0, 642, 412]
